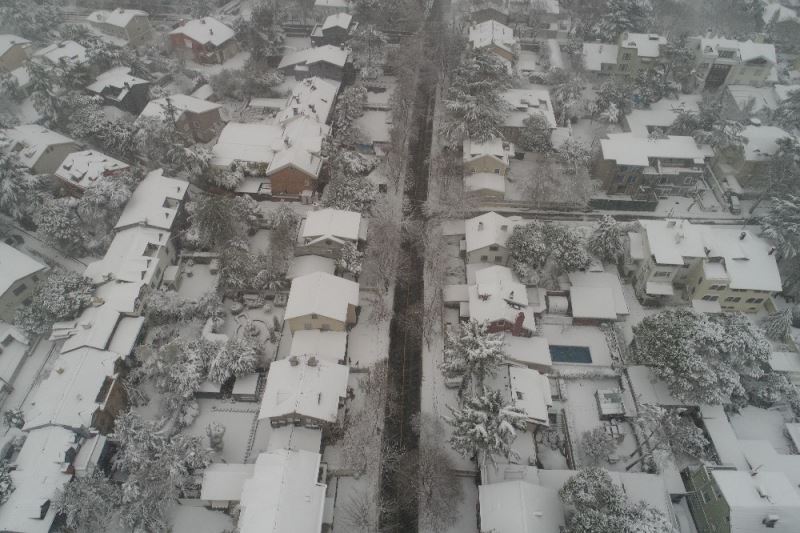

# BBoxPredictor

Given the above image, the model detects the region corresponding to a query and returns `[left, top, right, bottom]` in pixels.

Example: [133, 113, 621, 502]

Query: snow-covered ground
[540, 323, 613, 367]
[729, 405, 795, 454]
[346, 291, 391, 368]
[166, 505, 234, 533]
[183, 51, 251, 76]
[182, 398, 260, 463]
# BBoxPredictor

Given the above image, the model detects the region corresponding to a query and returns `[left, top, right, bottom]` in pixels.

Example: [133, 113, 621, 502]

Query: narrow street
[379, 0, 443, 530]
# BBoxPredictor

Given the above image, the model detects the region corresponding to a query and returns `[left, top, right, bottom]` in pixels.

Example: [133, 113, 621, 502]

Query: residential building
[491, 364, 552, 427]
[355, 109, 391, 155]
[622, 95, 703, 137]
[466, 265, 536, 337]
[138, 94, 224, 142]
[468, 20, 516, 70]
[212, 122, 283, 172]
[168, 17, 238, 64]
[469, 3, 510, 25]
[713, 123, 793, 189]
[86, 66, 150, 114]
[54, 150, 129, 195]
[296, 208, 365, 258]
[84, 226, 175, 288]
[2, 125, 80, 175]
[200, 463, 256, 510]
[596, 133, 714, 197]
[583, 32, 667, 75]
[464, 172, 506, 200]
[567, 270, 630, 324]
[689, 36, 777, 90]
[500, 86, 556, 144]
[238, 450, 327, 533]
[310, 13, 358, 47]
[684, 466, 800, 533]
[479, 480, 565, 533]
[0, 323, 30, 398]
[86, 8, 153, 46]
[278, 45, 351, 81]
[287, 254, 336, 280]
[259, 354, 349, 428]
[628, 219, 783, 311]
[0, 243, 46, 321]
[313, 0, 352, 20]
[33, 40, 88, 66]
[463, 137, 514, 176]
[114, 168, 188, 232]
[720, 84, 797, 120]
[276, 77, 341, 125]
[267, 147, 323, 197]
[0, 35, 31, 72]
[463, 211, 518, 265]
[284, 272, 360, 332]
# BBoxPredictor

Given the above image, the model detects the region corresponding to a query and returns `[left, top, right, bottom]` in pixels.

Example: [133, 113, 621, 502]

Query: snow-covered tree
[775, 88, 800, 131]
[15, 272, 94, 336]
[141, 289, 197, 325]
[517, 113, 553, 152]
[446, 388, 527, 467]
[761, 194, 800, 259]
[627, 403, 708, 470]
[551, 74, 585, 125]
[34, 197, 85, 254]
[218, 242, 285, 293]
[142, 338, 216, 412]
[349, 25, 388, 78]
[0, 150, 34, 222]
[207, 337, 258, 384]
[507, 221, 549, 274]
[333, 85, 368, 135]
[556, 138, 592, 175]
[322, 172, 377, 214]
[595, 77, 634, 117]
[440, 320, 506, 394]
[588, 215, 625, 263]
[761, 307, 793, 341]
[599, 102, 621, 124]
[187, 195, 259, 250]
[206, 422, 226, 452]
[54, 474, 121, 531]
[595, 0, 652, 41]
[581, 426, 617, 464]
[2, 409, 23, 429]
[208, 164, 245, 190]
[235, 2, 284, 65]
[0, 462, 14, 505]
[337, 242, 364, 277]
[560, 467, 626, 511]
[693, 119, 745, 154]
[549, 225, 591, 273]
[632, 308, 770, 405]
[0, 0, 62, 42]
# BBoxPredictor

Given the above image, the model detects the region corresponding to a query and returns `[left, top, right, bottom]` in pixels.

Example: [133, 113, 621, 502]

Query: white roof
[619, 32, 667, 57]
[570, 286, 617, 320]
[624, 95, 702, 137]
[54, 150, 129, 190]
[4, 124, 77, 171]
[259, 355, 349, 423]
[322, 12, 352, 30]
[114, 169, 188, 231]
[639, 219, 705, 265]
[239, 450, 326, 533]
[87, 66, 148, 100]
[741, 124, 793, 162]
[725, 85, 780, 115]
[88, 8, 148, 28]
[503, 334, 552, 369]
[0, 426, 74, 533]
[276, 77, 340, 125]
[465, 211, 516, 253]
[200, 463, 255, 502]
[138, 94, 221, 121]
[289, 329, 348, 365]
[774, 84, 800, 102]
[711, 469, 800, 532]
[468, 266, 535, 332]
[59, 306, 120, 354]
[315, 0, 350, 7]
[463, 137, 511, 165]
[302, 208, 362, 242]
[769, 351, 800, 373]
[502, 365, 552, 425]
[0, 242, 45, 297]
[568, 271, 629, 315]
[107, 316, 145, 356]
[696, 36, 777, 65]
[24, 347, 120, 432]
[701, 404, 749, 470]
[739, 439, 800, 492]
[469, 20, 515, 53]
[285, 272, 359, 323]
[0, 34, 30, 57]
[169, 17, 235, 46]
[34, 40, 88, 65]
[582, 42, 618, 71]
[267, 146, 322, 178]
[211, 122, 283, 166]
[479, 480, 564, 533]
[764, 2, 799, 23]
[279, 45, 350, 69]
[282, 116, 331, 154]
[92, 280, 145, 314]
[601, 133, 713, 167]
[502, 87, 557, 129]
[465, 172, 506, 194]
[287, 254, 336, 280]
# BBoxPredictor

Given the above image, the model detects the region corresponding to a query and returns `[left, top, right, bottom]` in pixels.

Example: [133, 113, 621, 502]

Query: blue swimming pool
[549, 345, 592, 364]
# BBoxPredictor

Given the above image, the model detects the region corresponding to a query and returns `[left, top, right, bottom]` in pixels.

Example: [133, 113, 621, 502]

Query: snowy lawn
[346, 291, 391, 368]
[183, 51, 251, 76]
[540, 323, 613, 367]
[248, 228, 275, 254]
[619, 283, 660, 344]
[571, 118, 621, 146]
[328, 474, 377, 533]
[436, 477, 479, 533]
[176, 263, 219, 300]
[182, 398, 260, 464]
[729, 405, 794, 454]
[506, 155, 590, 207]
[219, 298, 285, 366]
[166, 505, 234, 533]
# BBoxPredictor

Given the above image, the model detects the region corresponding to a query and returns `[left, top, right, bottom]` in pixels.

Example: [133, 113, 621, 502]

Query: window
[494, 256, 502, 263]
[745, 298, 764, 304]
[480, 255, 488, 262]
[489, 245, 499, 251]
[12, 283, 26, 296]
[311, 313, 318, 319]
[725, 296, 741, 303]
[516, 391, 524, 400]
[709, 284, 726, 291]
[500, 225, 508, 231]
[702, 295, 719, 301]
[494, 168, 500, 174]
[622, 52, 631, 60]
[653, 271, 670, 278]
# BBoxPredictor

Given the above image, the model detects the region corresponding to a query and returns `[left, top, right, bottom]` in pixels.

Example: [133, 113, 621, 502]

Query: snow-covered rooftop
[114, 169, 188, 231]
[259, 354, 349, 423]
[465, 172, 506, 195]
[0, 34, 30, 57]
[302, 208, 362, 242]
[211, 122, 283, 166]
[3, 124, 77, 171]
[59, 305, 121, 354]
[740, 124, 793, 162]
[138, 94, 221, 121]
[285, 272, 359, 323]
[238, 449, 326, 533]
[200, 463, 255, 502]
[496, 365, 552, 425]
[282, 116, 331, 154]
[738, 439, 800, 493]
[289, 329, 348, 365]
[469, 20, 515, 53]
[569, 286, 617, 320]
[600, 133, 713, 167]
[169, 17, 235, 46]
[503, 334, 551, 369]
[701, 404, 750, 470]
[267, 146, 322, 178]
[322, 12, 352, 30]
[54, 150, 129, 190]
[568, 271, 629, 316]
[696, 36, 777, 65]
[624, 95, 702, 137]
[465, 211, 517, 253]
[34, 40, 88, 65]
[502, 86, 557, 129]
[711, 469, 800, 531]
[626, 365, 693, 407]
[279, 45, 350, 69]
[84, 226, 169, 286]
[0, 242, 45, 297]
[86, 66, 148, 102]
[763, 2, 799, 24]
[355, 109, 391, 144]
[463, 137, 512, 165]
[467, 266, 535, 332]
[87, 8, 148, 28]
[725, 85, 780, 115]
[582, 42, 618, 71]
[618, 32, 667, 57]
[276, 77, 340, 125]
[479, 480, 564, 533]
[287, 254, 336, 280]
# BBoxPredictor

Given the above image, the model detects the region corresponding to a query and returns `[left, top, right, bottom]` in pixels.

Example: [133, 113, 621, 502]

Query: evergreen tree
[595, 0, 652, 41]
[627, 403, 708, 470]
[775, 88, 800, 131]
[580, 426, 617, 464]
[349, 25, 389, 79]
[0, 150, 34, 222]
[517, 113, 552, 152]
[54, 475, 121, 532]
[337, 242, 364, 277]
[34, 197, 85, 254]
[14, 272, 94, 336]
[761, 307, 793, 341]
[588, 215, 625, 263]
[322, 172, 377, 214]
[187, 195, 260, 250]
[207, 337, 258, 384]
[0, 461, 14, 505]
[440, 320, 506, 394]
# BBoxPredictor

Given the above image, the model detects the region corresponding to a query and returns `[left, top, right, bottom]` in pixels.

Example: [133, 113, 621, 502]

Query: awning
[645, 281, 674, 296]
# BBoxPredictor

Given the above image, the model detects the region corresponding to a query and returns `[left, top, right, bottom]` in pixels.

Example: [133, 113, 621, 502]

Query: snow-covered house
[468, 20, 516, 70]
[266, 147, 323, 198]
[310, 13, 358, 47]
[689, 36, 777, 90]
[0, 34, 31, 72]
[720, 84, 800, 120]
[684, 466, 800, 533]
[463, 211, 519, 265]
[276, 77, 341, 126]
[500, 86, 556, 144]
[284, 272, 360, 333]
[622, 95, 703, 137]
[0, 243, 46, 321]
[200, 463, 256, 510]
[287, 254, 337, 280]
[114, 169, 188, 232]
[289, 329, 348, 365]
[355, 109, 391, 155]
[479, 480, 565, 533]
[53, 303, 144, 358]
[492, 364, 552, 428]
[296, 208, 366, 259]
[0, 323, 30, 398]
[259, 354, 349, 428]
[463, 137, 514, 177]
[465, 172, 506, 200]
[54, 149, 130, 195]
[712, 124, 794, 189]
[584, 32, 668, 75]
[168, 17, 238, 64]
[212, 122, 283, 171]
[86, 66, 150, 114]
[87, 8, 153, 46]
[138, 94, 224, 142]
[568, 270, 629, 324]
[33, 40, 88, 66]
[628, 219, 783, 312]
[596, 133, 714, 197]
[2, 124, 80, 175]
[238, 449, 327, 533]
[84, 226, 175, 289]
[278, 45, 351, 81]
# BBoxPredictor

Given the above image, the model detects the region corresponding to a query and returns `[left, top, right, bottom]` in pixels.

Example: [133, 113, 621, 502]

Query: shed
[232, 373, 260, 402]
[570, 286, 617, 325]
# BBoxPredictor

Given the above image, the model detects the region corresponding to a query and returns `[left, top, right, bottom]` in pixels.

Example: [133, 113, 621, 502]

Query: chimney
[308, 356, 318, 367]
[511, 312, 525, 337]
[289, 356, 299, 366]
[509, 290, 515, 300]
[209, 28, 214, 35]
[769, 247, 776, 255]
[478, 221, 484, 231]
[739, 231, 746, 240]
